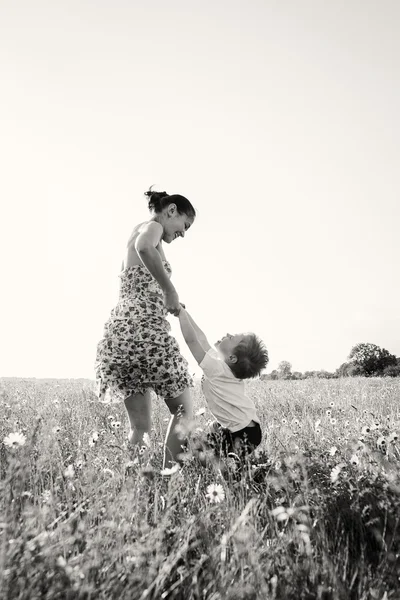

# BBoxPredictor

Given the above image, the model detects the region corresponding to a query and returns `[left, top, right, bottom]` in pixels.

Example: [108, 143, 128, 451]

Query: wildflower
[330, 463, 345, 483]
[344, 420, 350, 427]
[389, 432, 398, 443]
[275, 460, 282, 470]
[357, 440, 366, 451]
[89, 431, 99, 447]
[103, 468, 115, 477]
[107, 415, 114, 421]
[42, 490, 52, 504]
[361, 426, 370, 435]
[330, 418, 337, 425]
[3, 432, 27, 448]
[329, 401, 335, 407]
[64, 464, 75, 478]
[111, 421, 121, 429]
[281, 418, 287, 425]
[160, 464, 181, 476]
[377, 436, 387, 450]
[329, 446, 338, 456]
[195, 407, 206, 416]
[52, 426, 61, 434]
[326, 410, 332, 417]
[315, 419, 321, 429]
[205, 483, 225, 504]
[270, 505, 287, 518]
[315, 428, 321, 435]
[142, 432, 151, 447]
[75, 460, 83, 470]
[293, 418, 299, 426]
[350, 454, 359, 466]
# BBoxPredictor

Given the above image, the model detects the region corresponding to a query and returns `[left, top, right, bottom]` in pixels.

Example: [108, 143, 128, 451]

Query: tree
[348, 343, 397, 377]
[278, 361, 292, 380]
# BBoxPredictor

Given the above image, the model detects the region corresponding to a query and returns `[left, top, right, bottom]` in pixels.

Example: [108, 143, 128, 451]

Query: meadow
[0, 377, 399, 600]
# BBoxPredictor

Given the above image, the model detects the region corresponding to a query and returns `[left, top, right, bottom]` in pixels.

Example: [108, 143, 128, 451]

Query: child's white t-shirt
[199, 348, 260, 432]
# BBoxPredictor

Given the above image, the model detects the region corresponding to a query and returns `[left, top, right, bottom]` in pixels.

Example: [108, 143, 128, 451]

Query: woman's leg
[163, 388, 193, 469]
[124, 390, 152, 447]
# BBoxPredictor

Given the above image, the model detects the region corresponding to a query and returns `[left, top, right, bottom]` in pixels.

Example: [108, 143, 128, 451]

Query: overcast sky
[1, 0, 399, 379]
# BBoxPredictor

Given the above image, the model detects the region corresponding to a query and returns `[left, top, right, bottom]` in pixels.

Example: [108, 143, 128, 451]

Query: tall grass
[0, 377, 399, 600]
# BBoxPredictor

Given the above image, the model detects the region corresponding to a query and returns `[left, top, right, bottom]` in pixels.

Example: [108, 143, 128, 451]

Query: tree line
[262, 343, 400, 380]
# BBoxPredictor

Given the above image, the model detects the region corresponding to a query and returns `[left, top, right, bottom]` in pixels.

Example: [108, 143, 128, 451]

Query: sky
[1, 0, 399, 379]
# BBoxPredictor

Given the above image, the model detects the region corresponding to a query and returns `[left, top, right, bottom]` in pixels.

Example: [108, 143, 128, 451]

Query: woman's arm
[135, 222, 180, 313]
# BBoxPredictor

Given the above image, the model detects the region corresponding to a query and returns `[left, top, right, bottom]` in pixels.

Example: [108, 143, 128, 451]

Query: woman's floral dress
[95, 261, 193, 402]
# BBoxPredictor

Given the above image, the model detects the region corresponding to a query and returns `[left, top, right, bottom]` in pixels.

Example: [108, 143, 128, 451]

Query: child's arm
[182, 309, 212, 350]
[178, 308, 211, 365]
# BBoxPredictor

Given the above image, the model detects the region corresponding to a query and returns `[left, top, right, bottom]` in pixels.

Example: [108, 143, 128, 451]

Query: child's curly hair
[229, 334, 269, 379]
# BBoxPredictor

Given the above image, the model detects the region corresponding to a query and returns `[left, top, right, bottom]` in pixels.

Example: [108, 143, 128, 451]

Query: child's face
[215, 333, 247, 359]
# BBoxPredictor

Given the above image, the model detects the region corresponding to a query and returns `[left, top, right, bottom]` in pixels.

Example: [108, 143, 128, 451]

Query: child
[178, 307, 268, 460]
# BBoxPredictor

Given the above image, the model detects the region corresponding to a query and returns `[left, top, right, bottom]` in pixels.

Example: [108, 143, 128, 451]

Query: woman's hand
[164, 290, 181, 316]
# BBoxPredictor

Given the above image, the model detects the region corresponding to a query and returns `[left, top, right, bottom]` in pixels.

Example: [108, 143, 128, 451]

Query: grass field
[0, 377, 399, 600]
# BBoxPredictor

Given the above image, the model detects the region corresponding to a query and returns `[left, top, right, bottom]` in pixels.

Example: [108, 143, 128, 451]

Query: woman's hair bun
[144, 187, 170, 212]
[144, 186, 196, 218]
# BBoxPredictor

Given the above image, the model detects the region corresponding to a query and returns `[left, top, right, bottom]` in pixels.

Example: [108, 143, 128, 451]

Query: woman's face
[161, 204, 195, 244]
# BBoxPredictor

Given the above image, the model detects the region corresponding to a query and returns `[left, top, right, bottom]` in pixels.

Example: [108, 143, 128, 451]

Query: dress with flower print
[95, 261, 193, 402]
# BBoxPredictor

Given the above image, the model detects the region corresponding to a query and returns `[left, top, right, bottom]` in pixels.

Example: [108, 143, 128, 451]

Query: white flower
[195, 407, 206, 416]
[389, 432, 398, 443]
[52, 426, 61, 434]
[111, 420, 121, 429]
[3, 432, 26, 448]
[350, 454, 359, 466]
[89, 431, 99, 447]
[361, 426, 371, 435]
[377, 436, 387, 450]
[42, 490, 52, 504]
[142, 432, 151, 447]
[326, 410, 332, 417]
[329, 446, 338, 456]
[330, 463, 346, 483]
[329, 402, 335, 408]
[160, 464, 181, 476]
[205, 483, 225, 503]
[64, 464, 75, 478]
[330, 418, 337, 425]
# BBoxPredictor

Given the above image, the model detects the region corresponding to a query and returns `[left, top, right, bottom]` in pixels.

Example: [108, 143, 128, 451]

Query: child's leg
[124, 390, 152, 446]
[163, 388, 193, 469]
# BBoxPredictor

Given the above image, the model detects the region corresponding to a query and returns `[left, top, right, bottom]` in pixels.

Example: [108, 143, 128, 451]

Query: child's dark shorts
[206, 421, 262, 459]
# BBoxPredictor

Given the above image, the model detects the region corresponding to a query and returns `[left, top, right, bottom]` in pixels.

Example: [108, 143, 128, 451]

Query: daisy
[3, 432, 26, 448]
[89, 431, 99, 447]
[377, 436, 387, 450]
[205, 483, 225, 504]
[64, 464, 75, 478]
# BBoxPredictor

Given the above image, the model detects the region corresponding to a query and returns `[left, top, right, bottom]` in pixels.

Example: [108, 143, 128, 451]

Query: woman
[95, 188, 196, 468]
